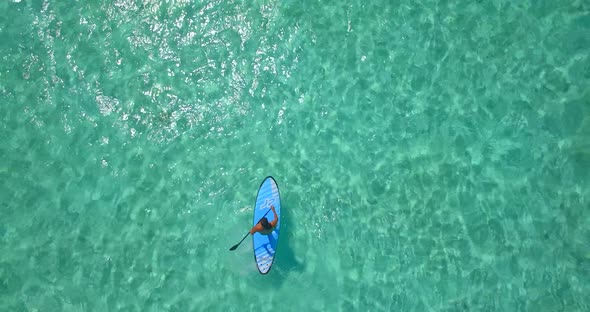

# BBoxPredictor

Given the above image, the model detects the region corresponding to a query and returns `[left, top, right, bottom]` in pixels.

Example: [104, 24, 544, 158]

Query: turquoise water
[1, 0, 590, 310]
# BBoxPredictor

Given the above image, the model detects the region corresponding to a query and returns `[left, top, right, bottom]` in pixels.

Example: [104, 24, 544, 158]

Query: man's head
[260, 217, 272, 229]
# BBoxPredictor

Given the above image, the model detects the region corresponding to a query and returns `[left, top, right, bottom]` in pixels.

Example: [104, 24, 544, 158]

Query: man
[250, 205, 278, 235]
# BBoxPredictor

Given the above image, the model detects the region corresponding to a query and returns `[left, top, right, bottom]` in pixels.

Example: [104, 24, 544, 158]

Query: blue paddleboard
[253, 176, 281, 274]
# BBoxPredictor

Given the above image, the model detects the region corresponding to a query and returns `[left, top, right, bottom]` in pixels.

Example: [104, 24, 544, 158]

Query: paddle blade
[229, 244, 239, 251]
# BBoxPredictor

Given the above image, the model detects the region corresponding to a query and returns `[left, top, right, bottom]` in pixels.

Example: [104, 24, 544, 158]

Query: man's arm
[250, 223, 262, 235]
[269, 205, 278, 227]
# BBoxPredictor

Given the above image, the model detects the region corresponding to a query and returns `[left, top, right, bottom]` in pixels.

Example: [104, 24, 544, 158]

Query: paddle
[229, 208, 271, 251]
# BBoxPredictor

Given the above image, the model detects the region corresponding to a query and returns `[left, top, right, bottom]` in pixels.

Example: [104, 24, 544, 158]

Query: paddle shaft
[229, 208, 271, 251]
